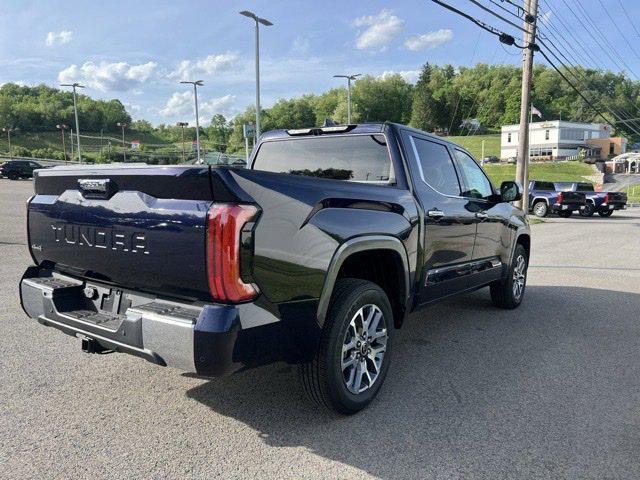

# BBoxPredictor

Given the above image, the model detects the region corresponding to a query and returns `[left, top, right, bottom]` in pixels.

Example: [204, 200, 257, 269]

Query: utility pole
[515, 0, 539, 211]
[177, 121, 188, 162]
[333, 74, 362, 124]
[117, 122, 127, 162]
[60, 82, 85, 163]
[56, 124, 68, 162]
[240, 10, 273, 141]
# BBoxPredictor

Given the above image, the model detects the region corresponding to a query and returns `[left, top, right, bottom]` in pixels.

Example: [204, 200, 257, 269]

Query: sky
[1, 0, 640, 126]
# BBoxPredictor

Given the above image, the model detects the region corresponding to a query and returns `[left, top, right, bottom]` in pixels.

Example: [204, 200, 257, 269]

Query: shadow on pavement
[187, 285, 640, 479]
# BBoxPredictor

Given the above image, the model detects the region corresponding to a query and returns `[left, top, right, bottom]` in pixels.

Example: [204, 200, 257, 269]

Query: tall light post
[117, 122, 128, 162]
[56, 124, 68, 162]
[240, 10, 273, 141]
[180, 80, 203, 162]
[60, 82, 84, 163]
[333, 74, 361, 124]
[2, 127, 16, 158]
[176, 122, 188, 162]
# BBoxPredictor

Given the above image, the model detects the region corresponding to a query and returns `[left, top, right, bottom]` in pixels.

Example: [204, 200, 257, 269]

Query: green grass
[447, 134, 501, 158]
[482, 161, 596, 185]
[624, 184, 640, 204]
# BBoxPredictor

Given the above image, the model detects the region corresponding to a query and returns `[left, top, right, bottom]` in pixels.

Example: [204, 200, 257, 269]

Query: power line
[466, 0, 528, 34]
[595, 0, 640, 64]
[538, 49, 613, 127]
[431, 0, 517, 45]
[617, 0, 640, 38]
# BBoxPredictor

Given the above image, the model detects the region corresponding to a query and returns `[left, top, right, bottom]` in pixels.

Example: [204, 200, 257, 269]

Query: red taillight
[557, 192, 563, 204]
[206, 204, 258, 303]
[603, 193, 609, 204]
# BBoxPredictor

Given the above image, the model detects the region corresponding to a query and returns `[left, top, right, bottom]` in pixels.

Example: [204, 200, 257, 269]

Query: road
[1, 178, 639, 480]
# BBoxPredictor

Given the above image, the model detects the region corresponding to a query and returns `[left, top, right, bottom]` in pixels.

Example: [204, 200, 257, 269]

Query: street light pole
[2, 128, 15, 158]
[240, 10, 273, 141]
[60, 82, 85, 163]
[56, 124, 68, 162]
[180, 80, 203, 162]
[177, 122, 188, 162]
[117, 122, 127, 162]
[333, 74, 361, 124]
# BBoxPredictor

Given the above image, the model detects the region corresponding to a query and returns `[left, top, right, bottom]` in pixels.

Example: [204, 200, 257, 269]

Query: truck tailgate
[28, 164, 213, 300]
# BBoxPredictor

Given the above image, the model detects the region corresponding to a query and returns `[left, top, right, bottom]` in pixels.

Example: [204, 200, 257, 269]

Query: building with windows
[500, 120, 626, 160]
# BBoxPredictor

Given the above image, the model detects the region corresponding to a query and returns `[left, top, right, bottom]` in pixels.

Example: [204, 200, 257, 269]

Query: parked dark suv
[0, 160, 44, 180]
[20, 123, 531, 413]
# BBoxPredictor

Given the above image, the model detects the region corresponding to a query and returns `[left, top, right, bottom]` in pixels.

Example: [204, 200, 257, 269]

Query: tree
[351, 74, 413, 124]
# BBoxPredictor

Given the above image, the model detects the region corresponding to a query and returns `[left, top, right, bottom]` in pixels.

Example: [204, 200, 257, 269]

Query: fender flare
[531, 196, 549, 206]
[316, 235, 411, 327]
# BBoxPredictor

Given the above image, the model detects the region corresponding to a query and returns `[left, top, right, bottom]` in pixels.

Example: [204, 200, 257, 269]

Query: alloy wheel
[512, 255, 527, 301]
[341, 304, 388, 394]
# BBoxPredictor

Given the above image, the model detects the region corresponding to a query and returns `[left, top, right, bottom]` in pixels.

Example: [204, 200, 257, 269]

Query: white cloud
[291, 36, 310, 55]
[404, 29, 453, 51]
[168, 52, 239, 81]
[46, 30, 72, 47]
[379, 70, 421, 84]
[160, 91, 236, 122]
[352, 9, 404, 51]
[58, 61, 157, 92]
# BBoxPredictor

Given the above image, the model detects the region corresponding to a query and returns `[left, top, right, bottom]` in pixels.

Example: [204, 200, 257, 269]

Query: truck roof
[259, 122, 470, 153]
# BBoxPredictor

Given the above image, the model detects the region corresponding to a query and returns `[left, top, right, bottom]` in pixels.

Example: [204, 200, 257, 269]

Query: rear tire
[532, 201, 548, 218]
[299, 278, 395, 414]
[558, 210, 572, 218]
[598, 210, 613, 217]
[7, 172, 19, 180]
[580, 203, 595, 217]
[490, 244, 528, 309]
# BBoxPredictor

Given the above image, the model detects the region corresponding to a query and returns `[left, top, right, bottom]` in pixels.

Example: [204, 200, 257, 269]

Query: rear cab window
[252, 134, 394, 184]
[576, 183, 594, 192]
[534, 181, 556, 191]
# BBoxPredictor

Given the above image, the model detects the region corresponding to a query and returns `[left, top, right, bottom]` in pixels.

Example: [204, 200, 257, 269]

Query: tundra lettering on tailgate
[50, 223, 149, 254]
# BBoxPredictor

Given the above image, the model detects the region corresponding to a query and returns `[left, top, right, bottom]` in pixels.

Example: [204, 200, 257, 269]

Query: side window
[454, 150, 494, 199]
[410, 136, 461, 196]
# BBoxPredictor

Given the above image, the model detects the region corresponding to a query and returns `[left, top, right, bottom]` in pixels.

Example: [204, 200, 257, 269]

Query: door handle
[475, 212, 488, 219]
[427, 209, 445, 219]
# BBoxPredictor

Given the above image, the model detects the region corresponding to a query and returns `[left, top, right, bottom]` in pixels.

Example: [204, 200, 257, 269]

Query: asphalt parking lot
[1, 178, 639, 480]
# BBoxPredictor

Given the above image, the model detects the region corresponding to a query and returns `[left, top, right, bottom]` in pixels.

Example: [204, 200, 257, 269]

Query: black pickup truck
[20, 123, 530, 413]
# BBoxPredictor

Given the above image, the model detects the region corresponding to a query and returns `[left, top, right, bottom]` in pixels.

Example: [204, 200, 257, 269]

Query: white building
[500, 120, 613, 160]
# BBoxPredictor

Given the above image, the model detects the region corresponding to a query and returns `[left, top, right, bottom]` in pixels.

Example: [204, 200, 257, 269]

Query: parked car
[20, 122, 531, 414]
[0, 160, 44, 180]
[554, 182, 627, 217]
[482, 155, 499, 164]
[528, 180, 587, 218]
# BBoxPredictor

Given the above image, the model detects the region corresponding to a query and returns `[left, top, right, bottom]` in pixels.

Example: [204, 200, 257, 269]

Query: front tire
[299, 278, 394, 414]
[532, 201, 548, 218]
[7, 172, 19, 180]
[490, 244, 528, 309]
[598, 210, 613, 217]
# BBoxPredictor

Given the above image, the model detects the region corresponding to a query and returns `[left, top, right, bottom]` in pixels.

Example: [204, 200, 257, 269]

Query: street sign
[131, 140, 141, 150]
[192, 140, 199, 151]
[243, 123, 255, 139]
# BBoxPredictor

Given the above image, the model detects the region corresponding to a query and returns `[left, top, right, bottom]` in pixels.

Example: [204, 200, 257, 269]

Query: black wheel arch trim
[316, 235, 411, 327]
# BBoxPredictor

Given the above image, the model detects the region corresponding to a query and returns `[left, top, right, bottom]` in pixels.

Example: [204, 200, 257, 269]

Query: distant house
[500, 120, 626, 161]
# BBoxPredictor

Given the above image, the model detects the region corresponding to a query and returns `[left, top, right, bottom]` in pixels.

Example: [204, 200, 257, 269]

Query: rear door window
[409, 136, 461, 196]
[253, 134, 393, 183]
